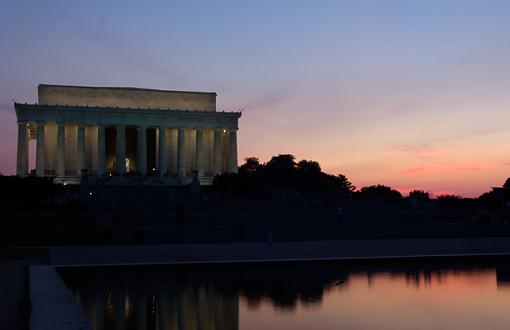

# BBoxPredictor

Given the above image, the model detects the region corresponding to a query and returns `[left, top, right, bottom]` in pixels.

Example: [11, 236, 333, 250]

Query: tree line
[213, 154, 499, 201]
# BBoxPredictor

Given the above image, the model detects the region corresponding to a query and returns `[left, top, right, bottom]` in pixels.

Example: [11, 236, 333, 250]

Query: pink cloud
[400, 163, 489, 177]
[401, 166, 430, 175]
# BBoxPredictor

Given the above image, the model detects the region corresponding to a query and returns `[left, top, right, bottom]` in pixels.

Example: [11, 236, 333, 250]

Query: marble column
[229, 129, 238, 173]
[16, 122, 28, 176]
[36, 122, 46, 176]
[56, 123, 65, 177]
[158, 126, 167, 177]
[213, 129, 222, 175]
[97, 125, 106, 176]
[177, 127, 186, 176]
[195, 128, 204, 177]
[116, 125, 126, 175]
[137, 125, 147, 175]
[76, 124, 85, 173]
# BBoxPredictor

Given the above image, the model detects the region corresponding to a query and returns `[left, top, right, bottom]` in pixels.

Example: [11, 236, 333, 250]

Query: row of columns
[16, 122, 238, 178]
[17, 122, 70, 177]
[114, 126, 236, 177]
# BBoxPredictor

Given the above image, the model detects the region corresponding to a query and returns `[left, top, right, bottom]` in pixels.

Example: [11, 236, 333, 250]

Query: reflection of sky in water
[61, 261, 510, 330]
[242, 270, 509, 330]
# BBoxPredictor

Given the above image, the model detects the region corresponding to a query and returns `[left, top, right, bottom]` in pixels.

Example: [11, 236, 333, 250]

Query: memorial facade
[15, 84, 241, 184]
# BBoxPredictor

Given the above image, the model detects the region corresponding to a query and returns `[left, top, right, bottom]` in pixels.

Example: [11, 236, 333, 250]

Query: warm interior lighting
[223, 129, 226, 133]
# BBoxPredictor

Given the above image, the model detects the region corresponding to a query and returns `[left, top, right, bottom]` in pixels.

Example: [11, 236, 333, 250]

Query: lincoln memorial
[15, 84, 241, 185]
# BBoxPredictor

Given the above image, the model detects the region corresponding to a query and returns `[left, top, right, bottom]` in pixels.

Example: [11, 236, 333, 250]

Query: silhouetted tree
[408, 190, 430, 201]
[214, 158, 267, 197]
[296, 160, 322, 174]
[435, 194, 466, 210]
[504, 177, 510, 188]
[295, 160, 323, 190]
[477, 191, 495, 204]
[357, 185, 402, 200]
[336, 174, 356, 193]
[261, 154, 297, 186]
[265, 154, 296, 172]
[436, 194, 462, 200]
[213, 154, 357, 197]
[239, 157, 260, 176]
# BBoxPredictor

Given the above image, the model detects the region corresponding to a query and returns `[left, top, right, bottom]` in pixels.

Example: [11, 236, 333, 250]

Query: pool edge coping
[29, 265, 94, 330]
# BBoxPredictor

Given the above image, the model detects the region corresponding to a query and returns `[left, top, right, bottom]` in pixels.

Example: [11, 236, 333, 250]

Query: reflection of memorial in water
[67, 279, 238, 330]
[61, 264, 350, 329]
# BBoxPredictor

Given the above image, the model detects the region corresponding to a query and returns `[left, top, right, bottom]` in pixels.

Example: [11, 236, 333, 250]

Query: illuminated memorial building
[15, 84, 241, 185]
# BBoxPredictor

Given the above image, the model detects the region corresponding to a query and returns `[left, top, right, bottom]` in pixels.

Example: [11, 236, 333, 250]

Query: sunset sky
[1, 1, 510, 197]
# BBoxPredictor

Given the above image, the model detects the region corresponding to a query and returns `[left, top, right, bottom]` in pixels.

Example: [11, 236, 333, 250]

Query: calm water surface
[60, 258, 510, 330]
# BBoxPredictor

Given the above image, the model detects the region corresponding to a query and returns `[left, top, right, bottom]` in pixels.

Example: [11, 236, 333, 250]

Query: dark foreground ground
[4, 200, 510, 246]
[2, 184, 509, 329]
[3, 182, 508, 246]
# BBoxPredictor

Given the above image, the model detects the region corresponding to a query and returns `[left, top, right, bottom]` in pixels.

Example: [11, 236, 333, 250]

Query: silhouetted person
[336, 207, 343, 224]
[266, 228, 273, 246]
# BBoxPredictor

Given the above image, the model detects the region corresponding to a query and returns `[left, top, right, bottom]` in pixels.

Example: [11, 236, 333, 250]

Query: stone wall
[38, 84, 217, 112]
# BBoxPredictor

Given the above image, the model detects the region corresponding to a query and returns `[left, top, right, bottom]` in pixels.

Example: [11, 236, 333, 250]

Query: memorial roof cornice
[14, 103, 241, 117]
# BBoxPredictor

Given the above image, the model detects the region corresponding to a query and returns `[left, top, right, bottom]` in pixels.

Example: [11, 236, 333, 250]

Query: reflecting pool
[60, 258, 510, 330]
